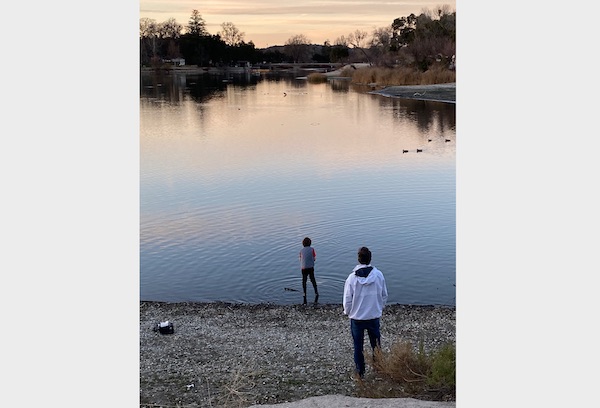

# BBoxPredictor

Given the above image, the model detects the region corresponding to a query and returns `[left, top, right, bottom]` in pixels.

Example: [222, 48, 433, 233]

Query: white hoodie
[343, 264, 388, 320]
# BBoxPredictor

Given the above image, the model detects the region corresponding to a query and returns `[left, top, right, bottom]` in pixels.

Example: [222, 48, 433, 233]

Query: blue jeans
[350, 318, 381, 376]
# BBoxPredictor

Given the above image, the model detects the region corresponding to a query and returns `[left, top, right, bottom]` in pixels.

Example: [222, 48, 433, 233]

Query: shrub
[359, 339, 456, 401]
[428, 343, 456, 388]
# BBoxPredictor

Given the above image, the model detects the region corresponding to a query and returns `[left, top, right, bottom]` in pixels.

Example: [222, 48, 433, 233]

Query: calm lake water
[140, 71, 456, 306]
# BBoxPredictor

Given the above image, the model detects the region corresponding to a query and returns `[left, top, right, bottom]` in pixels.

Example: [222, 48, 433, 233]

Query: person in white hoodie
[343, 246, 388, 380]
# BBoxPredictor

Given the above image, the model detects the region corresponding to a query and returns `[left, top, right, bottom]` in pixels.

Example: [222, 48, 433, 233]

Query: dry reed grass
[355, 340, 455, 401]
[306, 72, 328, 83]
[339, 66, 357, 77]
[351, 65, 455, 86]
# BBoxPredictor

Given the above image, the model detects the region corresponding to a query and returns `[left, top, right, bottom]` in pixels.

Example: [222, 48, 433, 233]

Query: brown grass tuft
[216, 367, 258, 408]
[420, 64, 456, 85]
[306, 72, 328, 83]
[355, 339, 455, 401]
[371, 341, 430, 394]
[339, 66, 356, 77]
[351, 66, 454, 87]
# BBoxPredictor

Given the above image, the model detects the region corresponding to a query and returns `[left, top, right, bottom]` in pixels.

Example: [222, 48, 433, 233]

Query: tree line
[140, 6, 455, 71]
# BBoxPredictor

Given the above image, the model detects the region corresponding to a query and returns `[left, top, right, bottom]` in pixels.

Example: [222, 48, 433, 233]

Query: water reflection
[383, 98, 457, 134]
[329, 78, 352, 93]
[140, 71, 456, 141]
[140, 71, 456, 306]
[141, 71, 262, 103]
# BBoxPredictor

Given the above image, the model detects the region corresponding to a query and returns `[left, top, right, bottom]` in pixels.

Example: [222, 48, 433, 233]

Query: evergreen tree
[186, 9, 207, 36]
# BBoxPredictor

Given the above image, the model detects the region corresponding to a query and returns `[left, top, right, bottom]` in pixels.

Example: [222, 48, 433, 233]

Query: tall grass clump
[339, 66, 356, 77]
[351, 65, 455, 87]
[306, 72, 328, 83]
[358, 339, 455, 401]
[420, 64, 456, 85]
[351, 68, 378, 85]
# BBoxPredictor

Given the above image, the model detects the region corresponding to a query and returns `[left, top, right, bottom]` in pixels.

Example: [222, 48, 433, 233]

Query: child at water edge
[299, 237, 318, 304]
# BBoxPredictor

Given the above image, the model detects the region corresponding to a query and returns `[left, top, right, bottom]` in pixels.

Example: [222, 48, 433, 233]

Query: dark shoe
[303, 296, 307, 305]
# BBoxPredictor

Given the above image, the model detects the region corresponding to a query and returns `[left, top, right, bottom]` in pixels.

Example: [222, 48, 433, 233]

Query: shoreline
[140, 66, 455, 103]
[371, 83, 456, 103]
[140, 302, 455, 407]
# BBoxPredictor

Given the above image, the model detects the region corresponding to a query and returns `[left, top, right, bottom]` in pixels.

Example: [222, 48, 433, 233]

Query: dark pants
[350, 318, 381, 377]
[301, 267, 318, 296]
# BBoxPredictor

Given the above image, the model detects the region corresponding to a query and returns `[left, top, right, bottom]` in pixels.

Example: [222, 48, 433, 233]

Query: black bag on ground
[153, 321, 174, 334]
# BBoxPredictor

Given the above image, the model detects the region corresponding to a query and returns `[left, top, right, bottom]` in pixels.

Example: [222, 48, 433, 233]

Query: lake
[140, 70, 456, 306]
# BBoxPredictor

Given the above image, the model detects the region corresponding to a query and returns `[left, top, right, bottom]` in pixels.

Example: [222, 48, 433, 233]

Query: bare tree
[370, 26, 394, 66]
[347, 29, 368, 48]
[219, 22, 245, 46]
[140, 18, 160, 63]
[371, 26, 392, 49]
[334, 35, 348, 47]
[437, 4, 455, 17]
[285, 34, 310, 45]
[284, 34, 311, 62]
[347, 29, 371, 63]
[139, 18, 158, 39]
[158, 18, 182, 39]
[422, 4, 454, 19]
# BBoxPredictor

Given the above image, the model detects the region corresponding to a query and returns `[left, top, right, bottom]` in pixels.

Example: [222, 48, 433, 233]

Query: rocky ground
[140, 302, 455, 408]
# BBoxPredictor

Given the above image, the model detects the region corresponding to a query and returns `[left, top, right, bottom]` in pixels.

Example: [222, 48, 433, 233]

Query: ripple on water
[140, 77, 455, 305]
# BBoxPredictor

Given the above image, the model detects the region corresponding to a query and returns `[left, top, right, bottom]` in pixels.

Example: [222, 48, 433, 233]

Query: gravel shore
[140, 302, 455, 407]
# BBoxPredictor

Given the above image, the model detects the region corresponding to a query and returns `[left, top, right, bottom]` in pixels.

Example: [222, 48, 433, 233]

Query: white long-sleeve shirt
[343, 264, 388, 320]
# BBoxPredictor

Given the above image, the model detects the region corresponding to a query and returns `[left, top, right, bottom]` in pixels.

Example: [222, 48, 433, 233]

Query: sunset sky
[139, 0, 456, 48]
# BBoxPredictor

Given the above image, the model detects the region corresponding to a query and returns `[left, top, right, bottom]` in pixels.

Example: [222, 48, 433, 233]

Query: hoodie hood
[352, 264, 377, 284]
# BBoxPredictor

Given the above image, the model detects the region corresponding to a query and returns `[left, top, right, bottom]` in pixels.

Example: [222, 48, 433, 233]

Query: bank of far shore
[370, 83, 456, 103]
[140, 301, 455, 408]
[141, 65, 456, 104]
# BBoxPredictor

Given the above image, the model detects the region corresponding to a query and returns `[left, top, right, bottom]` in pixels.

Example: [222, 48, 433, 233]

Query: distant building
[163, 58, 185, 67]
